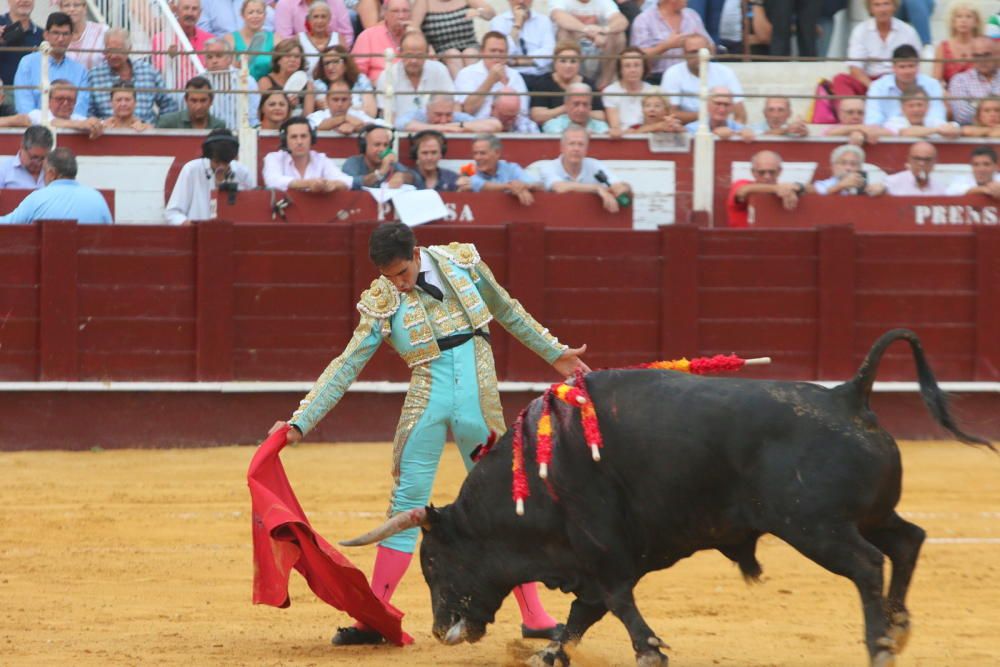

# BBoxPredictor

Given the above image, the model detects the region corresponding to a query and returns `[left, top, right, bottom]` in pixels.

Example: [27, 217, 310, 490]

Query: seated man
[948, 37, 1000, 126]
[165, 128, 254, 225]
[831, 0, 919, 100]
[864, 45, 946, 128]
[661, 34, 745, 124]
[685, 86, 753, 140]
[28, 80, 103, 139]
[455, 31, 530, 122]
[156, 77, 228, 130]
[807, 144, 883, 197]
[262, 116, 353, 193]
[468, 133, 541, 206]
[490, 87, 540, 132]
[375, 31, 454, 120]
[883, 87, 960, 138]
[822, 97, 891, 145]
[726, 150, 802, 227]
[101, 83, 154, 132]
[410, 130, 461, 192]
[751, 96, 808, 137]
[396, 94, 502, 133]
[867, 141, 949, 196]
[548, 0, 628, 89]
[946, 145, 1000, 198]
[537, 124, 633, 213]
[340, 125, 413, 189]
[88, 28, 177, 123]
[0, 147, 111, 224]
[541, 82, 609, 134]
[351, 0, 410, 82]
[13, 12, 89, 118]
[203, 38, 260, 129]
[308, 81, 378, 134]
[490, 0, 556, 88]
[0, 125, 53, 189]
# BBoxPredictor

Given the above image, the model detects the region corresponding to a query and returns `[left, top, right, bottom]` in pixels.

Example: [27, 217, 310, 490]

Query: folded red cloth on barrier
[248, 426, 413, 646]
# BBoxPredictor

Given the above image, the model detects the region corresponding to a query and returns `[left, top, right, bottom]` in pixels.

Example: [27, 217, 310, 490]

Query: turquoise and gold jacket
[289, 242, 566, 435]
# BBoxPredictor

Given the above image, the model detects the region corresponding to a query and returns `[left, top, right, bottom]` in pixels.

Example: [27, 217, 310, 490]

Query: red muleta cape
[247, 426, 413, 646]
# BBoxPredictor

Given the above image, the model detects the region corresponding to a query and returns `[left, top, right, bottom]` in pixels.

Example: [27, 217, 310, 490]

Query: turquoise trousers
[382, 338, 499, 553]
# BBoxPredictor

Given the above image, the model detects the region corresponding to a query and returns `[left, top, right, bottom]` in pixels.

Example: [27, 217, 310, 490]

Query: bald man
[726, 150, 802, 227]
[490, 86, 540, 132]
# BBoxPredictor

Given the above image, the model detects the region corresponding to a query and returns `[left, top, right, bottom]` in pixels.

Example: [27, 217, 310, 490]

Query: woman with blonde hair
[626, 92, 684, 134]
[932, 3, 984, 84]
[224, 0, 276, 81]
[258, 38, 316, 115]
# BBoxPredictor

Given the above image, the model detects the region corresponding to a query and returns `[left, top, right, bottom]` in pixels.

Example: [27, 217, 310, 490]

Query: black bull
[343, 330, 994, 666]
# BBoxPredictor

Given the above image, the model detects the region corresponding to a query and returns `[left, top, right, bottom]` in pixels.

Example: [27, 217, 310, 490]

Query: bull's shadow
[344, 329, 994, 667]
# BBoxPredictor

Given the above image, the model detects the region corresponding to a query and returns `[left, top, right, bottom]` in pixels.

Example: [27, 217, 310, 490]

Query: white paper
[387, 189, 449, 227]
[362, 184, 416, 206]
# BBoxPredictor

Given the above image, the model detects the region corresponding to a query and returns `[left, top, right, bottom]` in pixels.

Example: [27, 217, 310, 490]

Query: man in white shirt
[537, 124, 632, 212]
[869, 141, 949, 196]
[203, 38, 260, 129]
[490, 0, 556, 87]
[262, 116, 353, 192]
[308, 80, 379, 134]
[455, 31, 530, 121]
[164, 129, 254, 225]
[833, 0, 920, 99]
[27, 80, 104, 140]
[946, 146, 1000, 198]
[375, 31, 454, 121]
[660, 34, 745, 124]
[548, 0, 627, 89]
[882, 86, 960, 138]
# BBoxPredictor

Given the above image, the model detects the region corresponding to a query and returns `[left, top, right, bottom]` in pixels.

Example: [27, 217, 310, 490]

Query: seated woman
[624, 92, 684, 134]
[529, 41, 604, 128]
[61, 0, 108, 70]
[258, 90, 293, 130]
[411, 130, 462, 191]
[224, 0, 276, 81]
[604, 47, 659, 138]
[258, 38, 316, 116]
[411, 0, 495, 78]
[101, 84, 152, 132]
[932, 3, 984, 85]
[962, 97, 1000, 137]
[312, 45, 377, 116]
[808, 144, 882, 196]
[298, 1, 341, 74]
[832, 0, 920, 103]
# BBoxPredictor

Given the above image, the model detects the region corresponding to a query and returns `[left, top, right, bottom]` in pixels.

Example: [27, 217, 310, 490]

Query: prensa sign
[914, 205, 999, 226]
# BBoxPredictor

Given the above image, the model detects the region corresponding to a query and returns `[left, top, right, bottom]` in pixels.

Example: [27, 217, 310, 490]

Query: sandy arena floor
[1, 440, 998, 666]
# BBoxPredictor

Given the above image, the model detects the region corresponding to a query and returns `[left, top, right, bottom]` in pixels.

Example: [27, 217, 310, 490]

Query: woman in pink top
[60, 0, 108, 70]
[932, 3, 983, 85]
[274, 0, 354, 48]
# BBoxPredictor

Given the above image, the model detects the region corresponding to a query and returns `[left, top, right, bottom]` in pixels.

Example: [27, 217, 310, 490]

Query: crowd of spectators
[0, 0, 997, 226]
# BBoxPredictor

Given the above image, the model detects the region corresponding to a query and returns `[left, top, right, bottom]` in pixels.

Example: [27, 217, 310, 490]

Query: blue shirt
[865, 74, 946, 127]
[412, 167, 461, 192]
[14, 52, 90, 117]
[541, 115, 610, 135]
[537, 156, 620, 190]
[0, 179, 112, 224]
[0, 154, 45, 189]
[470, 160, 538, 192]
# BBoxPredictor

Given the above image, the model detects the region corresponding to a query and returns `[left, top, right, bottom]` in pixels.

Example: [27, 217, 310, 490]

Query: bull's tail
[846, 328, 993, 449]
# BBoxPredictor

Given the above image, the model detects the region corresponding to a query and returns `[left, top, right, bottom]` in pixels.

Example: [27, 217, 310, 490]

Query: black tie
[416, 272, 443, 300]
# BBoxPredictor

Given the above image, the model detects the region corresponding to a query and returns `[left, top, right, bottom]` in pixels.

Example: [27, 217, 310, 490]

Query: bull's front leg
[528, 598, 608, 667]
[604, 586, 669, 666]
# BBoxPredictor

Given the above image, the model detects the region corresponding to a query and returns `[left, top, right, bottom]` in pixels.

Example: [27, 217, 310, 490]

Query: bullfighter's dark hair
[369, 222, 415, 267]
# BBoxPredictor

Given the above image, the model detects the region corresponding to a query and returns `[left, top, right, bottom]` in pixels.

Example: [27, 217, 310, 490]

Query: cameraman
[0, 0, 43, 89]
[808, 145, 883, 197]
[164, 128, 253, 225]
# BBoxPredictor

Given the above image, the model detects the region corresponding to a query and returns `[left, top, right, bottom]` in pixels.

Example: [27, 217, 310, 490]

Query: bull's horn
[444, 618, 467, 645]
[339, 507, 427, 547]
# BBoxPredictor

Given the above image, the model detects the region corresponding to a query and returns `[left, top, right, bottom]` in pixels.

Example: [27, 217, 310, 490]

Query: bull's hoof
[887, 612, 911, 654]
[636, 649, 668, 667]
[522, 623, 566, 640]
[871, 649, 895, 667]
[526, 643, 570, 667]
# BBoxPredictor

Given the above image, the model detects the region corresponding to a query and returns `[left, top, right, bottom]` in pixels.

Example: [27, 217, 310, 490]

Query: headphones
[409, 129, 447, 160]
[278, 116, 317, 152]
[358, 123, 395, 154]
[202, 129, 239, 162]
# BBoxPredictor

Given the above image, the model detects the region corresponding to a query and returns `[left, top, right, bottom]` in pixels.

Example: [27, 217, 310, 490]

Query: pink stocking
[513, 583, 558, 630]
[355, 546, 412, 630]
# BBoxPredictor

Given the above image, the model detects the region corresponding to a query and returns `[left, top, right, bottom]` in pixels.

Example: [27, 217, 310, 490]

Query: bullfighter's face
[378, 248, 421, 293]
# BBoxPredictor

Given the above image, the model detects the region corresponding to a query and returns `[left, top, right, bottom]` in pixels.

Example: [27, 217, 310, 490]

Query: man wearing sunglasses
[948, 37, 999, 126]
[726, 149, 802, 227]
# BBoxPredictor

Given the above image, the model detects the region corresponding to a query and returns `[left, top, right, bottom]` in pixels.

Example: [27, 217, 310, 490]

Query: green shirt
[155, 109, 227, 130]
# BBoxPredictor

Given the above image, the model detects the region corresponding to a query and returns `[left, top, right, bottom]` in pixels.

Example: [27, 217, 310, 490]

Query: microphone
[595, 170, 631, 207]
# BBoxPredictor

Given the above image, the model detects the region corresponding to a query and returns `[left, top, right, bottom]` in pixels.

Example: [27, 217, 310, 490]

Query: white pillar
[691, 47, 714, 224]
[236, 54, 257, 186]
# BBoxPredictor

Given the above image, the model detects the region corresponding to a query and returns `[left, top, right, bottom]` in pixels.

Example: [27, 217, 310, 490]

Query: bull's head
[340, 505, 507, 646]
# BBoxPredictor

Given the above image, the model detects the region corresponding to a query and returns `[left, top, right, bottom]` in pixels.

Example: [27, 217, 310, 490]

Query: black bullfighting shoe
[521, 623, 565, 640]
[331, 626, 386, 645]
